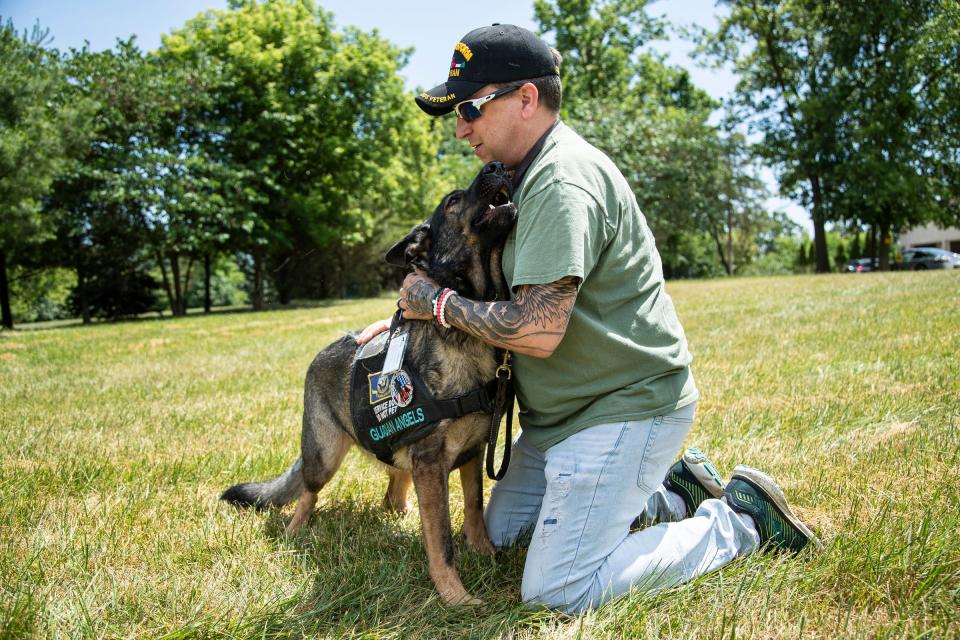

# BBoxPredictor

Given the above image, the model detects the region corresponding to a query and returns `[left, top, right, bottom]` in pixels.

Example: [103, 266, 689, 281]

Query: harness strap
[431, 379, 498, 422]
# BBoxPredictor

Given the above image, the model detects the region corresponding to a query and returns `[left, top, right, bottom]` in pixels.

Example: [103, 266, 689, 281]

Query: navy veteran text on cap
[416, 24, 560, 116]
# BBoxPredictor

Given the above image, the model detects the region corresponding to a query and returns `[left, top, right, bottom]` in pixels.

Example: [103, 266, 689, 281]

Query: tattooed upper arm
[514, 276, 580, 331]
[444, 275, 580, 358]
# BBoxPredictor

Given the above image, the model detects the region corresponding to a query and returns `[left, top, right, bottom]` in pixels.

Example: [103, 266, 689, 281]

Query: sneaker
[724, 465, 821, 552]
[663, 447, 726, 517]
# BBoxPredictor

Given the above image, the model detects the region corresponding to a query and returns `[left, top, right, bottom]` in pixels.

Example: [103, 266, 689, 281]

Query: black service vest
[349, 321, 496, 465]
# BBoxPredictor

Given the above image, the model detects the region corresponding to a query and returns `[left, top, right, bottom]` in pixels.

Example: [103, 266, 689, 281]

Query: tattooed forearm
[444, 276, 580, 357]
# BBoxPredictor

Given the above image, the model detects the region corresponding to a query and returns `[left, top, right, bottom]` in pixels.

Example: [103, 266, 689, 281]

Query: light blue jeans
[484, 403, 760, 613]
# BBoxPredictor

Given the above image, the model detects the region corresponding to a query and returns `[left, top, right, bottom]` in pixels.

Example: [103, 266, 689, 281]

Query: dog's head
[386, 161, 518, 301]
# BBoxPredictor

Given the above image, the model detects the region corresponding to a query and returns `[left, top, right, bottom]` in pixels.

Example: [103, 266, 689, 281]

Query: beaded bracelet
[431, 288, 443, 321]
[437, 288, 455, 328]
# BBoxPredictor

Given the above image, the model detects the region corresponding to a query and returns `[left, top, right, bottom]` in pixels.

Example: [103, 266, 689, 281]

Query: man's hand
[356, 271, 439, 346]
[398, 270, 439, 321]
[356, 317, 391, 345]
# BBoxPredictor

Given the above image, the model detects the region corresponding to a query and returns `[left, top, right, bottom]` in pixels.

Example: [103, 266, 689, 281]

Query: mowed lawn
[2, 272, 959, 639]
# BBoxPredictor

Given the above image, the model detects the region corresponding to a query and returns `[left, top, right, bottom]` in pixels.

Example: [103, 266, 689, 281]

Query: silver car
[897, 247, 960, 270]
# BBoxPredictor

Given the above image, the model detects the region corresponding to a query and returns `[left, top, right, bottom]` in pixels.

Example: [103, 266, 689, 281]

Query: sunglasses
[453, 85, 521, 122]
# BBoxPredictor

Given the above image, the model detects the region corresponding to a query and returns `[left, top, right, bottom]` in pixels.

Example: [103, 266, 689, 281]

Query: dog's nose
[483, 161, 506, 176]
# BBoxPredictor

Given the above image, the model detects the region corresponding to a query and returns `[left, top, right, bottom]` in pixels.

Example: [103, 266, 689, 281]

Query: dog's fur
[221, 162, 517, 605]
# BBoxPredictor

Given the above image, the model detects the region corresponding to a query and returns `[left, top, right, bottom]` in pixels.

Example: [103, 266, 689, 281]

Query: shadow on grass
[238, 502, 541, 639]
[11, 297, 388, 333]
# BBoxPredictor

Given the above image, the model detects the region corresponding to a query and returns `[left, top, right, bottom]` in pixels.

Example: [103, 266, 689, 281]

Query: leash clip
[496, 351, 512, 380]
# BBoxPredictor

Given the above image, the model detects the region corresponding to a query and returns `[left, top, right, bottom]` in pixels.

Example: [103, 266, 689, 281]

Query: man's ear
[518, 82, 540, 118]
[385, 223, 431, 268]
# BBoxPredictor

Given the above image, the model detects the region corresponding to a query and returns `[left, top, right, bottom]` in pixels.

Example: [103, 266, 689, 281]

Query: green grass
[2, 272, 959, 639]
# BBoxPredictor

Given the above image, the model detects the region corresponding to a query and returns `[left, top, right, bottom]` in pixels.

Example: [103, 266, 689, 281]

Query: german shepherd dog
[222, 161, 517, 605]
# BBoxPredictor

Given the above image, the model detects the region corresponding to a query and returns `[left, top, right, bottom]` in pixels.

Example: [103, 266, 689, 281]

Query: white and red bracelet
[433, 288, 455, 328]
[431, 290, 442, 321]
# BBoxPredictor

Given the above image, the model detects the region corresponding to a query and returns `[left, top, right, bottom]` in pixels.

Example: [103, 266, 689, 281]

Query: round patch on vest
[391, 369, 414, 407]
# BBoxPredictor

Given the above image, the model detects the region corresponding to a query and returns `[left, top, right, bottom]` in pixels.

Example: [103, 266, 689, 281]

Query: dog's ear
[385, 223, 431, 268]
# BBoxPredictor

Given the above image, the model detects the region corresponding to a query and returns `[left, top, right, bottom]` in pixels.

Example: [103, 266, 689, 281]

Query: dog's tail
[220, 457, 305, 510]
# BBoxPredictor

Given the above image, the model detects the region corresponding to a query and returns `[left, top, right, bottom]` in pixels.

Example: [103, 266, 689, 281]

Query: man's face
[454, 84, 526, 169]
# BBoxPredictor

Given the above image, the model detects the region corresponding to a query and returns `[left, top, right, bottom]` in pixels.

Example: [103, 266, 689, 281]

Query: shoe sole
[731, 465, 822, 550]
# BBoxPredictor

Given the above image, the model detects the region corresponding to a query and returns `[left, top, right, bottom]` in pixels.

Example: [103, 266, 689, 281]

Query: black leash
[486, 350, 514, 480]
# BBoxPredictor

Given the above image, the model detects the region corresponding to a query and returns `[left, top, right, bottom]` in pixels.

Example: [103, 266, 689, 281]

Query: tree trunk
[878, 220, 891, 271]
[171, 252, 184, 316]
[0, 250, 13, 330]
[253, 252, 264, 311]
[76, 262, 91, 325]
[155, 247, 175, 316]
[182, 256, 195, 316]
[708, 223, 733, 276]
[204, 253, 211, 313]
[726, 207, 735, 275]
[810, 175, 830, 273]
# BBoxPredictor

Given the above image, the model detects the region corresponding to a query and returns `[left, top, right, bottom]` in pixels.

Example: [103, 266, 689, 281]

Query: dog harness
[349, 314, 498, 465]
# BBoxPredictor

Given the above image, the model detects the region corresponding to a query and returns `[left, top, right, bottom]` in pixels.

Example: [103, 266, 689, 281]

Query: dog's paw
[462, 524, 496, 557]
[442, 591, 484, 606]
[381, 496, 410, 514]
[466, 535, 496, 557]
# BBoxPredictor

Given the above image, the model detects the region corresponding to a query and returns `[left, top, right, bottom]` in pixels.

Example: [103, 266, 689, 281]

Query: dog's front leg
[411, 456, 481, 605]
[459, 454, 494, 556]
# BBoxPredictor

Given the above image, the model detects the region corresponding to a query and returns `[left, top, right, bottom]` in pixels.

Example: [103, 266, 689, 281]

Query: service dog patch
[369, 369, 415, 422]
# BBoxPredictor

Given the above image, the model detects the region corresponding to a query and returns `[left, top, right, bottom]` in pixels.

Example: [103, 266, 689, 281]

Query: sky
[2, 0, 809, 230]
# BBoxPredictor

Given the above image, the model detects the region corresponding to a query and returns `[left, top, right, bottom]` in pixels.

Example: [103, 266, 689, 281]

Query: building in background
[898, 223, 960, 253]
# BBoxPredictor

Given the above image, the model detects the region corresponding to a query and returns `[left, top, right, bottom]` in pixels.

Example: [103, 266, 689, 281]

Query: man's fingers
[356, 318, 391, 344]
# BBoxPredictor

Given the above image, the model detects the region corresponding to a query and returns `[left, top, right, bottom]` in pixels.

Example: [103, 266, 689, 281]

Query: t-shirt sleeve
[510, 180, 608, 289]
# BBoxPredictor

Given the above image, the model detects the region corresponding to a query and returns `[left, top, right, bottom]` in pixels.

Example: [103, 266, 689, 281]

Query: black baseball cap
[415, 24, 559, 116]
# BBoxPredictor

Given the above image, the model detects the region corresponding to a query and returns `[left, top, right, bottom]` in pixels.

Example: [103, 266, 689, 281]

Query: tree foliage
[44, 42, 166, 321]
[700, 0, 959, 271]
[6, 1, 460, 323]
[824, 1, 960, 268]
[159, 0, 443, 304]
[11, 0, 953, 323]
[535, 0, 781, 277]
[0, 20, 91, 328]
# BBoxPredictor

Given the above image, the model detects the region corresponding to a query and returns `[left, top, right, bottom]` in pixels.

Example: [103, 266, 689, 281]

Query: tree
[697, 132, 783, 275]
[46, 41, 163, 323]
[921, 5, 960, 229]
[824, 0, 959, 269]
[159, 0, 442, 306]
[0, 20, 90, 329]
[533, 0, 666, 104]
[135, 54, 263, 316]
[699, 0, 845, 272]
[535, 0, 786, 277]
[702, 0, 959, 272]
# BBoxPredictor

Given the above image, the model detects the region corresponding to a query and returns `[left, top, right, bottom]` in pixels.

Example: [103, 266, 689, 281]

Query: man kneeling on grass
[363, 24, 820, 613]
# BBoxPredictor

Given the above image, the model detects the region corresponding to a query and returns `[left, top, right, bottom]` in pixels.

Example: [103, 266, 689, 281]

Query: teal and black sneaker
[724, 465, 821, 552]
[663, 447, 726, 517]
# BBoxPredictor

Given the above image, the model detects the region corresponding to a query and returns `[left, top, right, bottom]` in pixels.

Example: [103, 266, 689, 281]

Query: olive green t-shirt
[503, 121, 698, 452]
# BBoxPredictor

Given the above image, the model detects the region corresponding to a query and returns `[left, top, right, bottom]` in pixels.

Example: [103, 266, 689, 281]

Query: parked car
[845, 258, 880, 273]
[895, 247, 960, 270]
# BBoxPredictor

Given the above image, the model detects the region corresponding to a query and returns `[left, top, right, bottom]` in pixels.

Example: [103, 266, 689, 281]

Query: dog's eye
[446, 194, 461, 208]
